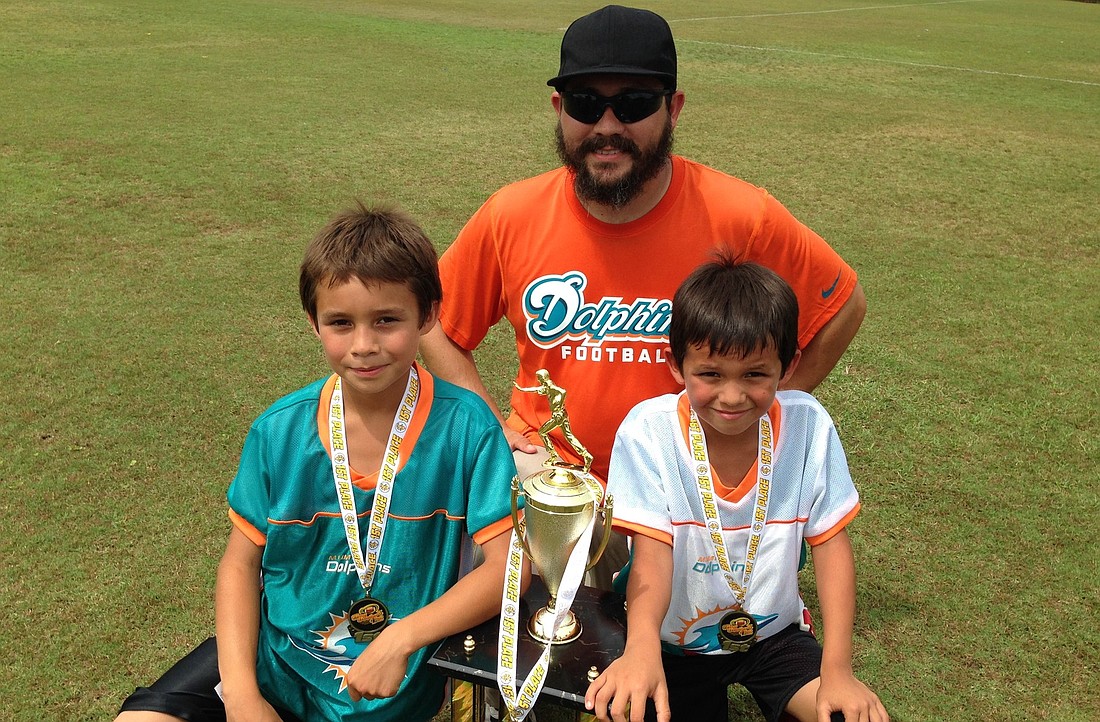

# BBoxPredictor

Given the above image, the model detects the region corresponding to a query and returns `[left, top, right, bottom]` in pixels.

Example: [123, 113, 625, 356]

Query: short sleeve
[437, 199, 508, 351]
[743, 193, 857, 348]
[461, 405, 520, 544]
[606, 408, 674, 544]
[226, 424, 271, 544]
[802, 408, 860, 545]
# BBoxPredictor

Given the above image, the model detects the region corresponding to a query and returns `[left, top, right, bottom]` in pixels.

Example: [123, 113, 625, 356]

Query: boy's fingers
[629, 690, 648, 722]
[654, 684, 671, 722]
[651, 686, 668, 722]
[586, 674, 610, 702]
[588, 677, 615, 721]
[584, 676, 602, 710]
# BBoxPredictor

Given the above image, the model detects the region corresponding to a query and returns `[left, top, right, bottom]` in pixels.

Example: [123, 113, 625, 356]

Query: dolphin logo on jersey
[286, 609, 375, 693]
[522, 272, 672, 348]
[674, 605, 779, 654]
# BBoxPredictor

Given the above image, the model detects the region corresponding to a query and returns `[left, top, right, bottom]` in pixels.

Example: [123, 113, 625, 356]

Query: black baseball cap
[547, 5, 677, 90]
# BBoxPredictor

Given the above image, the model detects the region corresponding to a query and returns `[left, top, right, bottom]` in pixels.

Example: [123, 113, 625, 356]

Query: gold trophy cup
[510, 370, 614, 644]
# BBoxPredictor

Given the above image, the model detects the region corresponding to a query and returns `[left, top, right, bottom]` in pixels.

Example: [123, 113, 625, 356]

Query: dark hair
[299, 201, 442, 326]
[670, 256, 799, 374]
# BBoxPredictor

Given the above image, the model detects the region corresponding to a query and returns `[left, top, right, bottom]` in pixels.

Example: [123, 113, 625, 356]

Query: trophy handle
[509, 476, 535, 559]
[585, 494, 614, 572]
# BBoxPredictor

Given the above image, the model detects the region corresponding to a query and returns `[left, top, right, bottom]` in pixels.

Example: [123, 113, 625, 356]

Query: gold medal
[348, 597, 390, 643]
[717, 608, 757, 652]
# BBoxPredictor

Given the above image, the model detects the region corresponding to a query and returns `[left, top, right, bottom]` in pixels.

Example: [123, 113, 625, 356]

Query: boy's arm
[811, 529, 889, 722]
[585, 535, 673, 722]
[343, 527, 530, 702]
[215, 527, 283, 722]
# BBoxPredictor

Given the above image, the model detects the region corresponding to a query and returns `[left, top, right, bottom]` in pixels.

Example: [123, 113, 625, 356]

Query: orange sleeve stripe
[473, 515, 517, 545]
[229, 509, 266, 547]
[613, 519, 672, 546]
[806, 503, 860, 547]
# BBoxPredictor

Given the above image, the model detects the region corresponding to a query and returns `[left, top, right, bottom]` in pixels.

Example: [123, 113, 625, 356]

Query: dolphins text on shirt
[326, 555, 390, 576]
[523, 272, 672, 353]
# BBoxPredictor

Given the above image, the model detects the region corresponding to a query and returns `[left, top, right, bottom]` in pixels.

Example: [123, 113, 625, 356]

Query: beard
[555, 118, 675, 209]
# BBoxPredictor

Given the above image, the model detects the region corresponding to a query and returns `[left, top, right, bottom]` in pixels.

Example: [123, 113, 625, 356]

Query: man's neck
[577, 157, 674, 224]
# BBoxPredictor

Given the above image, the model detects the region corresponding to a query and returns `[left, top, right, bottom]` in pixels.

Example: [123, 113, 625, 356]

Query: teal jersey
[228, 367, 517, 722]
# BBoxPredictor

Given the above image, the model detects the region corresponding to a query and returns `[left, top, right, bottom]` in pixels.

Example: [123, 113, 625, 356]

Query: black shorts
[118, 638, 301, 722]
[655, 624, 824, 722]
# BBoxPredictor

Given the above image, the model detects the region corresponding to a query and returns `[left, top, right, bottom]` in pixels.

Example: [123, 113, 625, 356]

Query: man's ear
[780, 349, 802, 386]
[667, 90, 686, 129]
[665, 347, 685, 386]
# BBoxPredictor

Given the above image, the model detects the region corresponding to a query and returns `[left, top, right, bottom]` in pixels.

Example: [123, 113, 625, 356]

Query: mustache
[576, 134, 640, 158]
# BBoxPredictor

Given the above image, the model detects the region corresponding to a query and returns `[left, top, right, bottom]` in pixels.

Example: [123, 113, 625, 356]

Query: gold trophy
[510, 370, 614, 644]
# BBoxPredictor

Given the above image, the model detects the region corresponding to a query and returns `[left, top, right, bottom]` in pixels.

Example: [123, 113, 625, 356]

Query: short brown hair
[299, 201, 442, 326]
[670, 256, 799, 374]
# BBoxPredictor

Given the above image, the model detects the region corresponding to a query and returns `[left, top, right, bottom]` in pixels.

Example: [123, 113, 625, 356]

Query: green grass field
[1, 1, 1097, 719]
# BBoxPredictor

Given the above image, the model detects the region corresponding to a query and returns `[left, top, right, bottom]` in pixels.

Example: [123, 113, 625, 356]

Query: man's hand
[506, 426, 540, 454]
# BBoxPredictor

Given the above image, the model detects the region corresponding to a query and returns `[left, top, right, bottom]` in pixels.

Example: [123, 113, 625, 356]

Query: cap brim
[547, 67, 676, 88]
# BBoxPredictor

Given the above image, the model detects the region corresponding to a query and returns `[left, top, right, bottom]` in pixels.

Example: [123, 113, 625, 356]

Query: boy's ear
[665, 347, 686, 386]
[780, 349, 802, 386]
[419, 301, 440, 334]
[307, 314, 320, 336]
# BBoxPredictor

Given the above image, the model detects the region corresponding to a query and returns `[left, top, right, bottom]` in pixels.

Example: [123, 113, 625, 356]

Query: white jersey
[607, 390, 860, 655]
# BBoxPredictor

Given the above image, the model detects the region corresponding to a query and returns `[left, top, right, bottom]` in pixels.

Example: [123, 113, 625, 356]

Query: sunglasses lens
[615, 92, 665, 123]
[562, 93, 604, 124]
[562, 91, 667, 124]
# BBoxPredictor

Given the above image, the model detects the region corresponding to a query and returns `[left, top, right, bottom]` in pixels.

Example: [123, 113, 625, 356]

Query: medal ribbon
[687, 407, 773, 608]
[328, 368, 419, 594]
[497, 504, 596, 721]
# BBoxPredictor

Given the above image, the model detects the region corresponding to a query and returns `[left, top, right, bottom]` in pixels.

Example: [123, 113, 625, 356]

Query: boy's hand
[816, 672, 889, 722]
[345, 623, 413, 702]
[584, 650, 670, 722]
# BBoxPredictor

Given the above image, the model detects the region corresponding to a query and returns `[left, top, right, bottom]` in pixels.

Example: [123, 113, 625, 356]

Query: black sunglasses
[560, 89, 673, 124]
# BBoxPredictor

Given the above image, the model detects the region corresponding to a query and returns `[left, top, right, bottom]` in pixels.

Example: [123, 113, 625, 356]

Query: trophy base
[527, 606, 582, 644]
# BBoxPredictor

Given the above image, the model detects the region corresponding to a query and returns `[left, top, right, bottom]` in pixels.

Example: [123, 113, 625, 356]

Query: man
[422, 4, 866, 522]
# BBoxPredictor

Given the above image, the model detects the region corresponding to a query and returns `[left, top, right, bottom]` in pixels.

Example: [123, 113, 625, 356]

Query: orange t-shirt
[439, 155, 856, 483]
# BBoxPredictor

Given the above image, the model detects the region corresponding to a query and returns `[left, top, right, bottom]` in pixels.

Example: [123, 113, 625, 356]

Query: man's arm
[215, 527, 283, 722]
[585, 535, 673, 722]
[343, 529, 530, 701]
[783, 283, 867, 393]
[420, 323, 539, 453]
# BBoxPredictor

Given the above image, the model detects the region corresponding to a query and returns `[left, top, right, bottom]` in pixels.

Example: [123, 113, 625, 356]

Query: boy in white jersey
[584, 258, 887, 722]
[117, 203, 526, 722]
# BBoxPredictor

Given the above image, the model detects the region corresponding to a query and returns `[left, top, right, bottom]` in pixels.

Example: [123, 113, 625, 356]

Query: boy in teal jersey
[118, 203, 526, 722]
